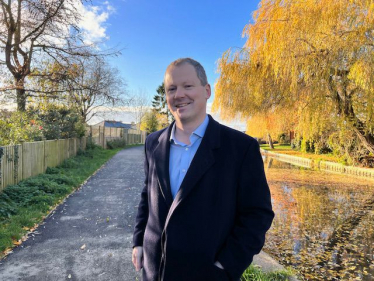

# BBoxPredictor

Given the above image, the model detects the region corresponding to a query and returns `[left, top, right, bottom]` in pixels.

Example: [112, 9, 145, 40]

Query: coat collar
[153, 123, 174, 207]
[153, 115, 221, 226]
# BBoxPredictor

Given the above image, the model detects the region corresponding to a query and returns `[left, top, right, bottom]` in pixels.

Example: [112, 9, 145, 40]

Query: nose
[174, 87, 185, 99]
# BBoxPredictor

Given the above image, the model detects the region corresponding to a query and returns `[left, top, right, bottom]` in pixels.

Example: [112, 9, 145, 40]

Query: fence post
[20, 140, 25, 181]
[43, 137, 46, 172]
[0, 146, 3, 191]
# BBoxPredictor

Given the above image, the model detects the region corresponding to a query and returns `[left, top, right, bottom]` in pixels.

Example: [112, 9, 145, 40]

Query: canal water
[263, 157, 374, 281]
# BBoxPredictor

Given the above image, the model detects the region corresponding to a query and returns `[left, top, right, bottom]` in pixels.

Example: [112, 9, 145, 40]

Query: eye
[185, 85, 192, 88]
[167, 87, 176, 93]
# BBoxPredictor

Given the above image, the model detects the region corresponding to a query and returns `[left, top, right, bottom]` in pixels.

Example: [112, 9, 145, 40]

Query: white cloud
[77, 2, 115, 45]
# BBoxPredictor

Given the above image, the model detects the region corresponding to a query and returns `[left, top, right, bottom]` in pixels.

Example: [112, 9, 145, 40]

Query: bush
[277, 133, 289, 145]
[0, 111, 43, 146]
[45, 167, 60, 174]
[29, 104, 86, 140]
[77, 148, 94, 158]
[60, 158, 80, 168]
[0, 197, 17, 219]
[28, 195, 54, 207]
[106, 138, 126, 149]
[40, 174, 77, 186]
[2, 185, 42, 204]
[85, 137, 101, 150]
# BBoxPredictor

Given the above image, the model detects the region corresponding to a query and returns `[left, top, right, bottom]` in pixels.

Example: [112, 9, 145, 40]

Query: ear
[204, 84, 211, 100]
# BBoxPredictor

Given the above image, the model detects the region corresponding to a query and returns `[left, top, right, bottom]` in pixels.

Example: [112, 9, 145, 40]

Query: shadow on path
[0, 146, 145, 281]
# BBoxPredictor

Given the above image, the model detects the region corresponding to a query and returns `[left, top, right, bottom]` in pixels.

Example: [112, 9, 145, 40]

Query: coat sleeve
[132, 141, 150, 247]
[217, 139, 274, 280]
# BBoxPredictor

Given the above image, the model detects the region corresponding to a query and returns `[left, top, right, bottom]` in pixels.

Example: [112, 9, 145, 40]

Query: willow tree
[214, 0, 374, 154]
[246, 107, 297, 149]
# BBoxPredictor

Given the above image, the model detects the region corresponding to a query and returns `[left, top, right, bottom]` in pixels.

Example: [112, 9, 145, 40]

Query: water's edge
[261, 149, 374, 180]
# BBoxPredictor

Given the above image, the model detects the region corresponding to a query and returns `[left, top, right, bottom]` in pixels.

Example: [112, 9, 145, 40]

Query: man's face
[164, 63, 211, 126]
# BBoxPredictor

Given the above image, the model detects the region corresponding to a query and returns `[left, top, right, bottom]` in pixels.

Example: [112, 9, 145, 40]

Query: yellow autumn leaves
[214, 0, 374, 159]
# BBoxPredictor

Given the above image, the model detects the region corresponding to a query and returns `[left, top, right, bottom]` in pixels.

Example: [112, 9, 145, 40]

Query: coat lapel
[153, 124, 174, 208]
[165, 116, 221, 226]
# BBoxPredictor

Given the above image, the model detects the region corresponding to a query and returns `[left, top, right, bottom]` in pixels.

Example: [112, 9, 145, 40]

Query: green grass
[260, 143, 342, 164]
[261, 144, 292, 151]
[0, 145, 134, 256]
[241, 265, 294, 281]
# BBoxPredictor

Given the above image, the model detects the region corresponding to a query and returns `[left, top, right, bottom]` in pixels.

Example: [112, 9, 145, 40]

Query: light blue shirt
[169, 115, 209, 199]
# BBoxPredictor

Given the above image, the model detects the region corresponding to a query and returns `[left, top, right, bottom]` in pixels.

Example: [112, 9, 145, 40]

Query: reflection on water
[263, 156, 374, 280]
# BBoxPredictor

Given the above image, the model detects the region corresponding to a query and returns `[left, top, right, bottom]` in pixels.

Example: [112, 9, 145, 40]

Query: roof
[104, 121, 133, 129]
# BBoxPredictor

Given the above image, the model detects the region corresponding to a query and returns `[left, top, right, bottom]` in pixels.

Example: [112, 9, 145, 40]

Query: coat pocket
[209, 264, 230, 281]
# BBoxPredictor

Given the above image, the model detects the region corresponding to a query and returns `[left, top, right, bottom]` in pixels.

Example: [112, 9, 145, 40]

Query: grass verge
[0, 145, 135, 257]
[260, 144, 341, 164]
[241, 265, 294, 281]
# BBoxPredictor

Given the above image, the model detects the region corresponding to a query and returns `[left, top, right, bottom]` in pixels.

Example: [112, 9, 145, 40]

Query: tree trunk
[16, 78, 27, 112]
[329, 80, 374, 155]
[267, 132, 274, 149]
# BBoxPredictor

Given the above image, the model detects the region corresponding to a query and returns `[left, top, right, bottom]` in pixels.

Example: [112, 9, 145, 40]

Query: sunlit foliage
[214, 0, 374, 164]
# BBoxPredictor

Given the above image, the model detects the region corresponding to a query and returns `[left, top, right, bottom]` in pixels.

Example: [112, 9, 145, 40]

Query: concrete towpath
[0, 145, 295, 281]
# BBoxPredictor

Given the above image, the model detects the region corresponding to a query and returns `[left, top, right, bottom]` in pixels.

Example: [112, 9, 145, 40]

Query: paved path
[0, 145, 296, 281]
[0, 146, 144, 281]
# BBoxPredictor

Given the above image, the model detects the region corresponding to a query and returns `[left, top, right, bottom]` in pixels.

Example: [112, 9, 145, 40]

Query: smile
[176, 102, 191, 108]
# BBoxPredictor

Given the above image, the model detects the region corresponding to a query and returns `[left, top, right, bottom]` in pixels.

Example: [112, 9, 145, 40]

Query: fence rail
[0, 137, 87, 192]
[261, 149, 312, 168]
[261, 148, 374, 179]
[89, 126, 146, 149]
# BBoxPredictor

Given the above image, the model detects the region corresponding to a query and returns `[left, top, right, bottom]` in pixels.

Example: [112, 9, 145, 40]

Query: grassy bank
[242, 265, 294, 281]
[260, 144, 341, 163]
[0, 145, 131, 257]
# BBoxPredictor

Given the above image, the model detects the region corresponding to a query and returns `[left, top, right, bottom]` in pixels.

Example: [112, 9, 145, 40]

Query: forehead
[164, 63, 199, 85]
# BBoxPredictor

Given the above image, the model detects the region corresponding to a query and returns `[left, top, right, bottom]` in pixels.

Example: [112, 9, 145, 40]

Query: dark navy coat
[133, 115, 274, 281]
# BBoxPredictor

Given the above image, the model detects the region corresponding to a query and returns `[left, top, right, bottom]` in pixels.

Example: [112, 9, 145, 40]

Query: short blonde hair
[165, 58, 208, 86]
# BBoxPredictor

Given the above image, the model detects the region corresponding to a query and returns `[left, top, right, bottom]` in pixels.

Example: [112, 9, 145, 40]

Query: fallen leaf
[13, 240, 22, 246]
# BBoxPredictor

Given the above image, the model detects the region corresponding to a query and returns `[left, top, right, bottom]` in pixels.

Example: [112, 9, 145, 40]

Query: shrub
[28, 195, 54, 207]
[77, 148, 94, 158]
[60, 158, 80, 168]
[85, 137, 101, 150]
[39, 174, 77, 186]
[0, 197, 17, 219]
[2, 185, 42, 204]
[45, 167, 60, 174]
[0, 111, 43, 146]
[106, 138, 126, 149]
[277, 133, 289, 145]
[29, 104, 86, 140]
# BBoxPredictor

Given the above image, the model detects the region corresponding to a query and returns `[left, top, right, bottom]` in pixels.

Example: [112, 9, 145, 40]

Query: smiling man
[132, 58, 274, 281]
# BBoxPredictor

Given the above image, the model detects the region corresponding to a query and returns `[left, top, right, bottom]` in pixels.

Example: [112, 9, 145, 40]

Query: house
[93, 120, 136, 130]
[88, 120, 145, 148]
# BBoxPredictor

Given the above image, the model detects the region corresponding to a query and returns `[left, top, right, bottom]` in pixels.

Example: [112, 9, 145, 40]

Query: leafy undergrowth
[241, 265, 294, 281]
[0, 145, 126, 257]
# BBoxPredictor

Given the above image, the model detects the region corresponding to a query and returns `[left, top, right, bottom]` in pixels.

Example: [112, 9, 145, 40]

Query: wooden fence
[261, 148, 374, 179]
[0, 137, 87, 192]
[260, 149, 313, 168]
[89, 126, 146, 149]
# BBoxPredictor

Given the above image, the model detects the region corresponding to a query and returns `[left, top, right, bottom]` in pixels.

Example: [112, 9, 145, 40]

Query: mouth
[175, 102, 192, 108]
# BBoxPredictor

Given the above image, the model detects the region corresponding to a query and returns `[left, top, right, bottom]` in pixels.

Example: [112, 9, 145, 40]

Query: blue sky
[91, 0, 260, 101]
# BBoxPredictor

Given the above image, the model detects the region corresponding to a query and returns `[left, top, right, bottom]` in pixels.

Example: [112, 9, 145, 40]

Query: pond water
[263, 157, 374, 281]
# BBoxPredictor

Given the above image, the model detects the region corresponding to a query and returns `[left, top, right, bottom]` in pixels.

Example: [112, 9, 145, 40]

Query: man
[132, 58, 274, 281]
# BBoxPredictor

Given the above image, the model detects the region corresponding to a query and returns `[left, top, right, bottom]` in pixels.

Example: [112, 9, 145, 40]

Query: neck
[174, 114, 207, 144]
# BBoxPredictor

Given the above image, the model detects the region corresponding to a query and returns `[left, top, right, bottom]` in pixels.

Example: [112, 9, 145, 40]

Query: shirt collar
[170, 115, 209, 145]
